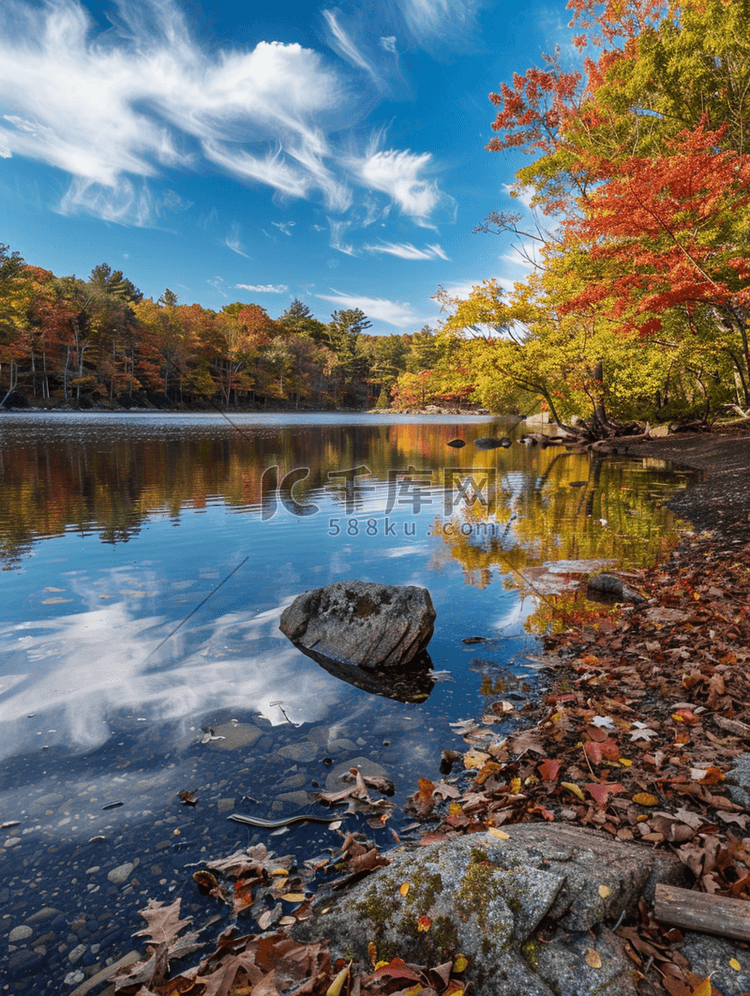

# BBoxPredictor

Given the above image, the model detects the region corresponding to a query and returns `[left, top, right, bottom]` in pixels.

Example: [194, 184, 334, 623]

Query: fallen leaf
[417, 915, 431, 932]
[672, 709, 699, 726]
[598, 885, 611, 898]
[586, 783, 625, 806]
[487, 828, 510, 840]
[688, 767, 724, 785]
[585, 948, 602, 969]
[372, 957, 422, 982]
[463, 749, 491, 770]
[632, 793, 659, 806]
[326, 960, 351, 996]
[592, 716, 616, 730]
[561, 782, 586, 802]
[538, 759, 562, 782]
[630, 723, 659, 742]
[400, 883, 410, 897]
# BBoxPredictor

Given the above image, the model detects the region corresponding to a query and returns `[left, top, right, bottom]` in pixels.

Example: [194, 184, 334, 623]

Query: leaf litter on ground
[113, 531, 749, 996]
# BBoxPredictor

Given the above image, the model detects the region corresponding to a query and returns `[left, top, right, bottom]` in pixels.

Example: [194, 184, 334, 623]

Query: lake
[0, 412, 694, 993]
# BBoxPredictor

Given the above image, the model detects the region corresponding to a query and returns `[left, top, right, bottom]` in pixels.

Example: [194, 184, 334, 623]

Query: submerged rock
[587, 573, 646, 604]
[474, 436, 512, 450]
[308, 647, 435, 702]
[294, 823, 687, 996]
[279, 580, 436, 671]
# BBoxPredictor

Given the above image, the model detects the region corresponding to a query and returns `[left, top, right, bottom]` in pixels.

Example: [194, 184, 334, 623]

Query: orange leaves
[583, 737, 620, 764]
[584, 947, 603, 969]
[559, 121, 750, 336]
[487, 60, 583, 157]
[672, 709, 700, 726]
[414, 778, 436, 814]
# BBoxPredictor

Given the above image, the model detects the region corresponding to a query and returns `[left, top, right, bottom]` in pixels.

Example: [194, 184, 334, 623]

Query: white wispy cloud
[323, 8, 379, 81]
[207, 276, 228, 297]
[354, 148, 456, 225]
[236, 283, 289, 293]
[0, 0, 454, 230]
[380, 36, 398, 54]
[272, 220, 296, 236]
[397, 0, 477, 42]
[316, 289, 424, 328]
[364, 241, 449, 261]
[328, 219, 356, 255]
[225, 223, 249, 257]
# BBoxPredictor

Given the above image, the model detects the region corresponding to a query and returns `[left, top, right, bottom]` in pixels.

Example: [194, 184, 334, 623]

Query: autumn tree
[475, 0, 750, 426]
[0, 245, 31, 403]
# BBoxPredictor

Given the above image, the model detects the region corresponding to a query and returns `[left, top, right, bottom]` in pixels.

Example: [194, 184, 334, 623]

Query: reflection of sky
[0, 415, 692, 779]
[0, 596, 348, 761]
[0, 485, 515, 765]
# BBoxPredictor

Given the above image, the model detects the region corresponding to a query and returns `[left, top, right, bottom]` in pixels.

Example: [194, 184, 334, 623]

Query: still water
[0, 413, 693, 992]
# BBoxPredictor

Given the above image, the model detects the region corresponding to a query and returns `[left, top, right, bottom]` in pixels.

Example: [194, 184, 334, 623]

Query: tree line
[0, 251, 449, 409]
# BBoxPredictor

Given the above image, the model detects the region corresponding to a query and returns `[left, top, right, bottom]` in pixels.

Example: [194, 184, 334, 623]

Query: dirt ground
[626, 424, 750, 541]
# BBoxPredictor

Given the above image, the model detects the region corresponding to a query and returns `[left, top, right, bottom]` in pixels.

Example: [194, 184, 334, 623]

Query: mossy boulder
[294, 824, 687, 996]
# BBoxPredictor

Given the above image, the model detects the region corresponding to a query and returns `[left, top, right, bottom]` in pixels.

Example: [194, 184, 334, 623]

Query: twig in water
[143, 557, 249, 664]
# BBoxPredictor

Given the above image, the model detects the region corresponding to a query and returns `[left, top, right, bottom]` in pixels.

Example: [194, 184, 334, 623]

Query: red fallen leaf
[586, 724, 609, 743]
[585, 783, 625, 806]
[538, 759, 562, 782]
[417, 915, 431, 932]
[584, 741, 604, 765]
[529, 805, 555, 821]
[372, 957, 422, 981]
[672, 709, 699, 725]
[583, 738, 620, 764]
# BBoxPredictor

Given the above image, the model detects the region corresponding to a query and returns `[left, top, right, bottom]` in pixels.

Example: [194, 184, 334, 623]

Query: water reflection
[0, 413, 699, 996]
[297, 645, 436, 703]
[0, 413, 695, 758]
[0, 587, 348, 762]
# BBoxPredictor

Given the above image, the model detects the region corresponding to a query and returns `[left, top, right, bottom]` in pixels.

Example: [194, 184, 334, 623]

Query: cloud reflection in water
[0, 594, 346, 762]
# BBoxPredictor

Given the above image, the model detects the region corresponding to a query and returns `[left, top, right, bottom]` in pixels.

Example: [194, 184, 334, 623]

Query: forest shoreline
[0, 391, 488, 417]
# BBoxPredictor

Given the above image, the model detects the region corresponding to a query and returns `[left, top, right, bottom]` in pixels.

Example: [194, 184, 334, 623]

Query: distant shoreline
[0, 392, 496, 419]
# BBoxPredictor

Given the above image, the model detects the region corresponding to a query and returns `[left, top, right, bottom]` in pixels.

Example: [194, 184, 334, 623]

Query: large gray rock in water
[279, 580, 435, 670]
[295, 823, 688, 996]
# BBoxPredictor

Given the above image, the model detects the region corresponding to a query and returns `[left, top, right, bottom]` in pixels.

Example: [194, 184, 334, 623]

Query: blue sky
[0, 0, 571, 333]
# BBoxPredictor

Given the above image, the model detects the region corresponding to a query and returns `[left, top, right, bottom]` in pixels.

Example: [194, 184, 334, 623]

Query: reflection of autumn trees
[428, 446, 689, 622]
[0, 420, 689, 572]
